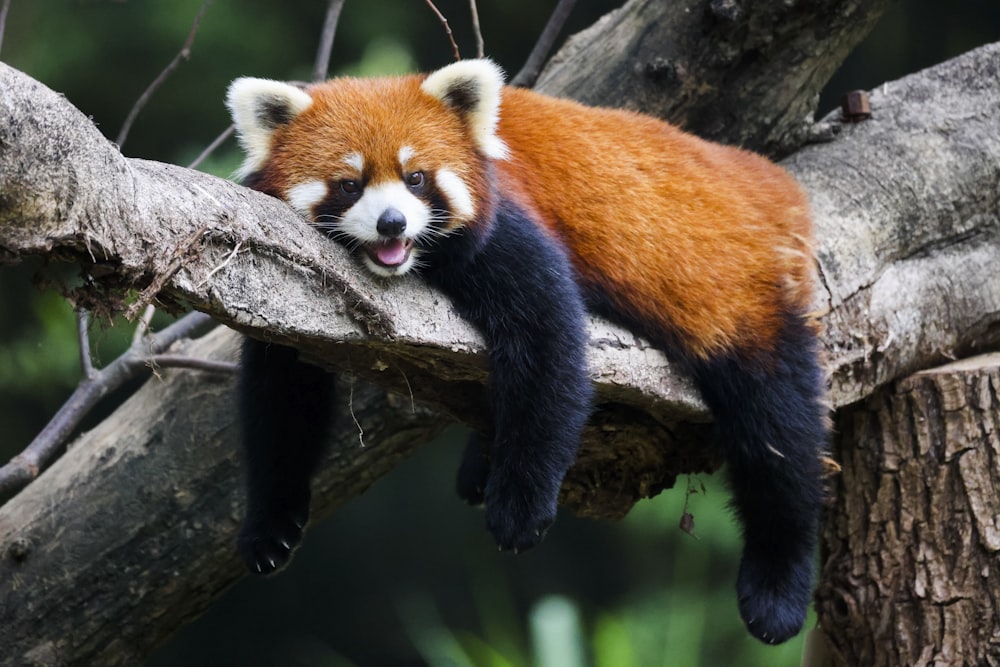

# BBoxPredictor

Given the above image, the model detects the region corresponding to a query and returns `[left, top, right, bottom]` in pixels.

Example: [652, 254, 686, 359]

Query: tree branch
[312, 0, 346, 82]
[469, 0, 484, 58]
[536, 0, 894, 157]
[0, 0, 12, 57]
[0, 311, 218, 500]
[510, 0, 576, 87]
[115, 0, 213, 148]
[424, 0, 462, 62]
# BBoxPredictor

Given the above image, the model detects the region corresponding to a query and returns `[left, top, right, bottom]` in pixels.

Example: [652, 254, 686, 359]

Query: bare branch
[148, 354, 238, 374]
[424, 0, 461, 62]
[76, 309, 96, 379]
[469, 0, 484, 58]
[187, 123, 234, 171]
[144, 312, 217, 352]
[0, 311, 217, 500]
[115, 0, 212, 148]
[510, 0, 576, 87]
[132, 304, 157, 345]
[189, 0, 343, 172]
[313, 0, 346, 82]
[0, 0, 12, 57]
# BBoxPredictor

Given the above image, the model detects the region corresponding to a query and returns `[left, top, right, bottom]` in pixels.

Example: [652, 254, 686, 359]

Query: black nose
[376, 208, 407, 237]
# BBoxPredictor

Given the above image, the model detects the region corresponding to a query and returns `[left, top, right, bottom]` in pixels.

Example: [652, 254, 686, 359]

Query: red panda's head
[227, 59, 508, 277]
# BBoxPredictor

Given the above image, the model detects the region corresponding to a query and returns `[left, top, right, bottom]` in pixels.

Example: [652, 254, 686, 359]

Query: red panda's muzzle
[365, 238, 414, 269]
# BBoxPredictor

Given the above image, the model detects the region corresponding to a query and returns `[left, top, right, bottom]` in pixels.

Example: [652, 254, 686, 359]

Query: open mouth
[363, 237, 414, 269]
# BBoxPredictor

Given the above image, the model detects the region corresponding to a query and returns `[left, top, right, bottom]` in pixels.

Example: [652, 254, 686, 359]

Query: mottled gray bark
[537, 0, 893, 157]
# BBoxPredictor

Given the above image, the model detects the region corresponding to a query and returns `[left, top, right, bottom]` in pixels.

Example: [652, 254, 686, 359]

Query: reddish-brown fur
[261, 75, 814, 362]
[495, 87, 814, 361]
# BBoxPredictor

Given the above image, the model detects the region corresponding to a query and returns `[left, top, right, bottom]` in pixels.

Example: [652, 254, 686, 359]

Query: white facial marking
[344, 152, 364, 173]
[340, 181, 432, 277]
[435, 169, 475, 220]
[285, 180, 328, 216]
[398, 145, 415, 167]
[341, 182, 430, 242]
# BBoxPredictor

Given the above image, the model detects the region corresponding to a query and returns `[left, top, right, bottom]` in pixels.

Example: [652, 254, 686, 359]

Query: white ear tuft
[226, 77, 313, 180]
[420, 59, 509, 160]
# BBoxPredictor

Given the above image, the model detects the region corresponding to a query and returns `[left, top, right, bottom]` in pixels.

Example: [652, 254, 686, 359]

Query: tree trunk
[817, 354, 1000, 666]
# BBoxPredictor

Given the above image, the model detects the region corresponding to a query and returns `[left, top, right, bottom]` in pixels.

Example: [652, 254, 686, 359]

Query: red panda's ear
[421, 59, 509, 160]
[226, 78, 313, 179]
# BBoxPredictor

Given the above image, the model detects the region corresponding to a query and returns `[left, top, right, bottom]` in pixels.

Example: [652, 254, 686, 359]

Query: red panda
[227, 59, 828, 646]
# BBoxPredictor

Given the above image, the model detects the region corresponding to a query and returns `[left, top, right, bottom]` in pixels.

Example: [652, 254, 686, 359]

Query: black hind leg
[690, 314, 828, 644]
[237, 338, 335, 574]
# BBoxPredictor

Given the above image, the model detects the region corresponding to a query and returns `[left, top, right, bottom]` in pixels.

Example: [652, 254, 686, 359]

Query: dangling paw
[237, 504, 308, 575]
[736, 550, 813, 644]
[483, 472, 558, 553]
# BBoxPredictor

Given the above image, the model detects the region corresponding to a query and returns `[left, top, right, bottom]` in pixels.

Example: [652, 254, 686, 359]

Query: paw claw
[238, 506, 308, 576]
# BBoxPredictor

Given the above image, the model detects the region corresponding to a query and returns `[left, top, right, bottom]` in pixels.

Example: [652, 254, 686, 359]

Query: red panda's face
[227, 60, 508, 277]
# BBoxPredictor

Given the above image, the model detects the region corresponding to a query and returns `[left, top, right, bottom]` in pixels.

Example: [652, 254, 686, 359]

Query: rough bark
[817, 353, 1000, 666]
[0, 328, 451, 667]
[537, 0, 893, 157]
[0, 0, 997, 662]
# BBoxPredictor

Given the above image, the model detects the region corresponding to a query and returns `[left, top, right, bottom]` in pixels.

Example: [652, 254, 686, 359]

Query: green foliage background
[1, 1, 997, 665]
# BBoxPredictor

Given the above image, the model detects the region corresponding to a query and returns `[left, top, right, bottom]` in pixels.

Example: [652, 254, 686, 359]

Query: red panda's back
[495, 86, 815, 361]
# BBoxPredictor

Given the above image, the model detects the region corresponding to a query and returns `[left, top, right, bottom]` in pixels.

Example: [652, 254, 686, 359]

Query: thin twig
[187, 124, 234, 171]
[76, 309, 96, 380]
[196, 240, 244, 288]
[0, 312, 218, 501]
[115, 0, 213, 148]
[132, 304, 157, 345]
[124, 224, 209, 320]
[510, 0, 577, 87]
[424, 0, 461, 62]
[148, 354, 238, 374]
[469, 0, 484, 58]
[313, 0, 346, 82]
[0, 0, 13, 57]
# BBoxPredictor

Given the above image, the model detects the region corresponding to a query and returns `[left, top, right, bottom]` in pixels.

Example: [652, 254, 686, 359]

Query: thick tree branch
[536, 0, 893, 157]
[0, 5, 998, 663]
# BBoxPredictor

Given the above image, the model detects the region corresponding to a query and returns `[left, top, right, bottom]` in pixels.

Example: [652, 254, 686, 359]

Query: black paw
[736, 551, 813, 644]
[237, 506, 308, 575]
[483, 475, 558, 553]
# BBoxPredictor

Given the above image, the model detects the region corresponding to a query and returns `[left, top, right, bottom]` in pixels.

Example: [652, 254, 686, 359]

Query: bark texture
[0, 328, 452, 667]
[817, 353, 1000, 666]
[537, 0, 892, 156]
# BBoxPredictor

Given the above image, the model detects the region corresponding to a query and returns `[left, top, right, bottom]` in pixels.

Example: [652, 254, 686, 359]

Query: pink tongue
[375, 239, 408, 266]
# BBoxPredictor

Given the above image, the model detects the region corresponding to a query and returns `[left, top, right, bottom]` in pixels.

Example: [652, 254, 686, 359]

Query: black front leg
[428, 201, 593, 552]
[237, 338, 336, 574]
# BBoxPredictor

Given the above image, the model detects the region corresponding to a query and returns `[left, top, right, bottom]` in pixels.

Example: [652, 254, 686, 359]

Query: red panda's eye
[406, 171, 425, 188]
[340, 179, 360, 194]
